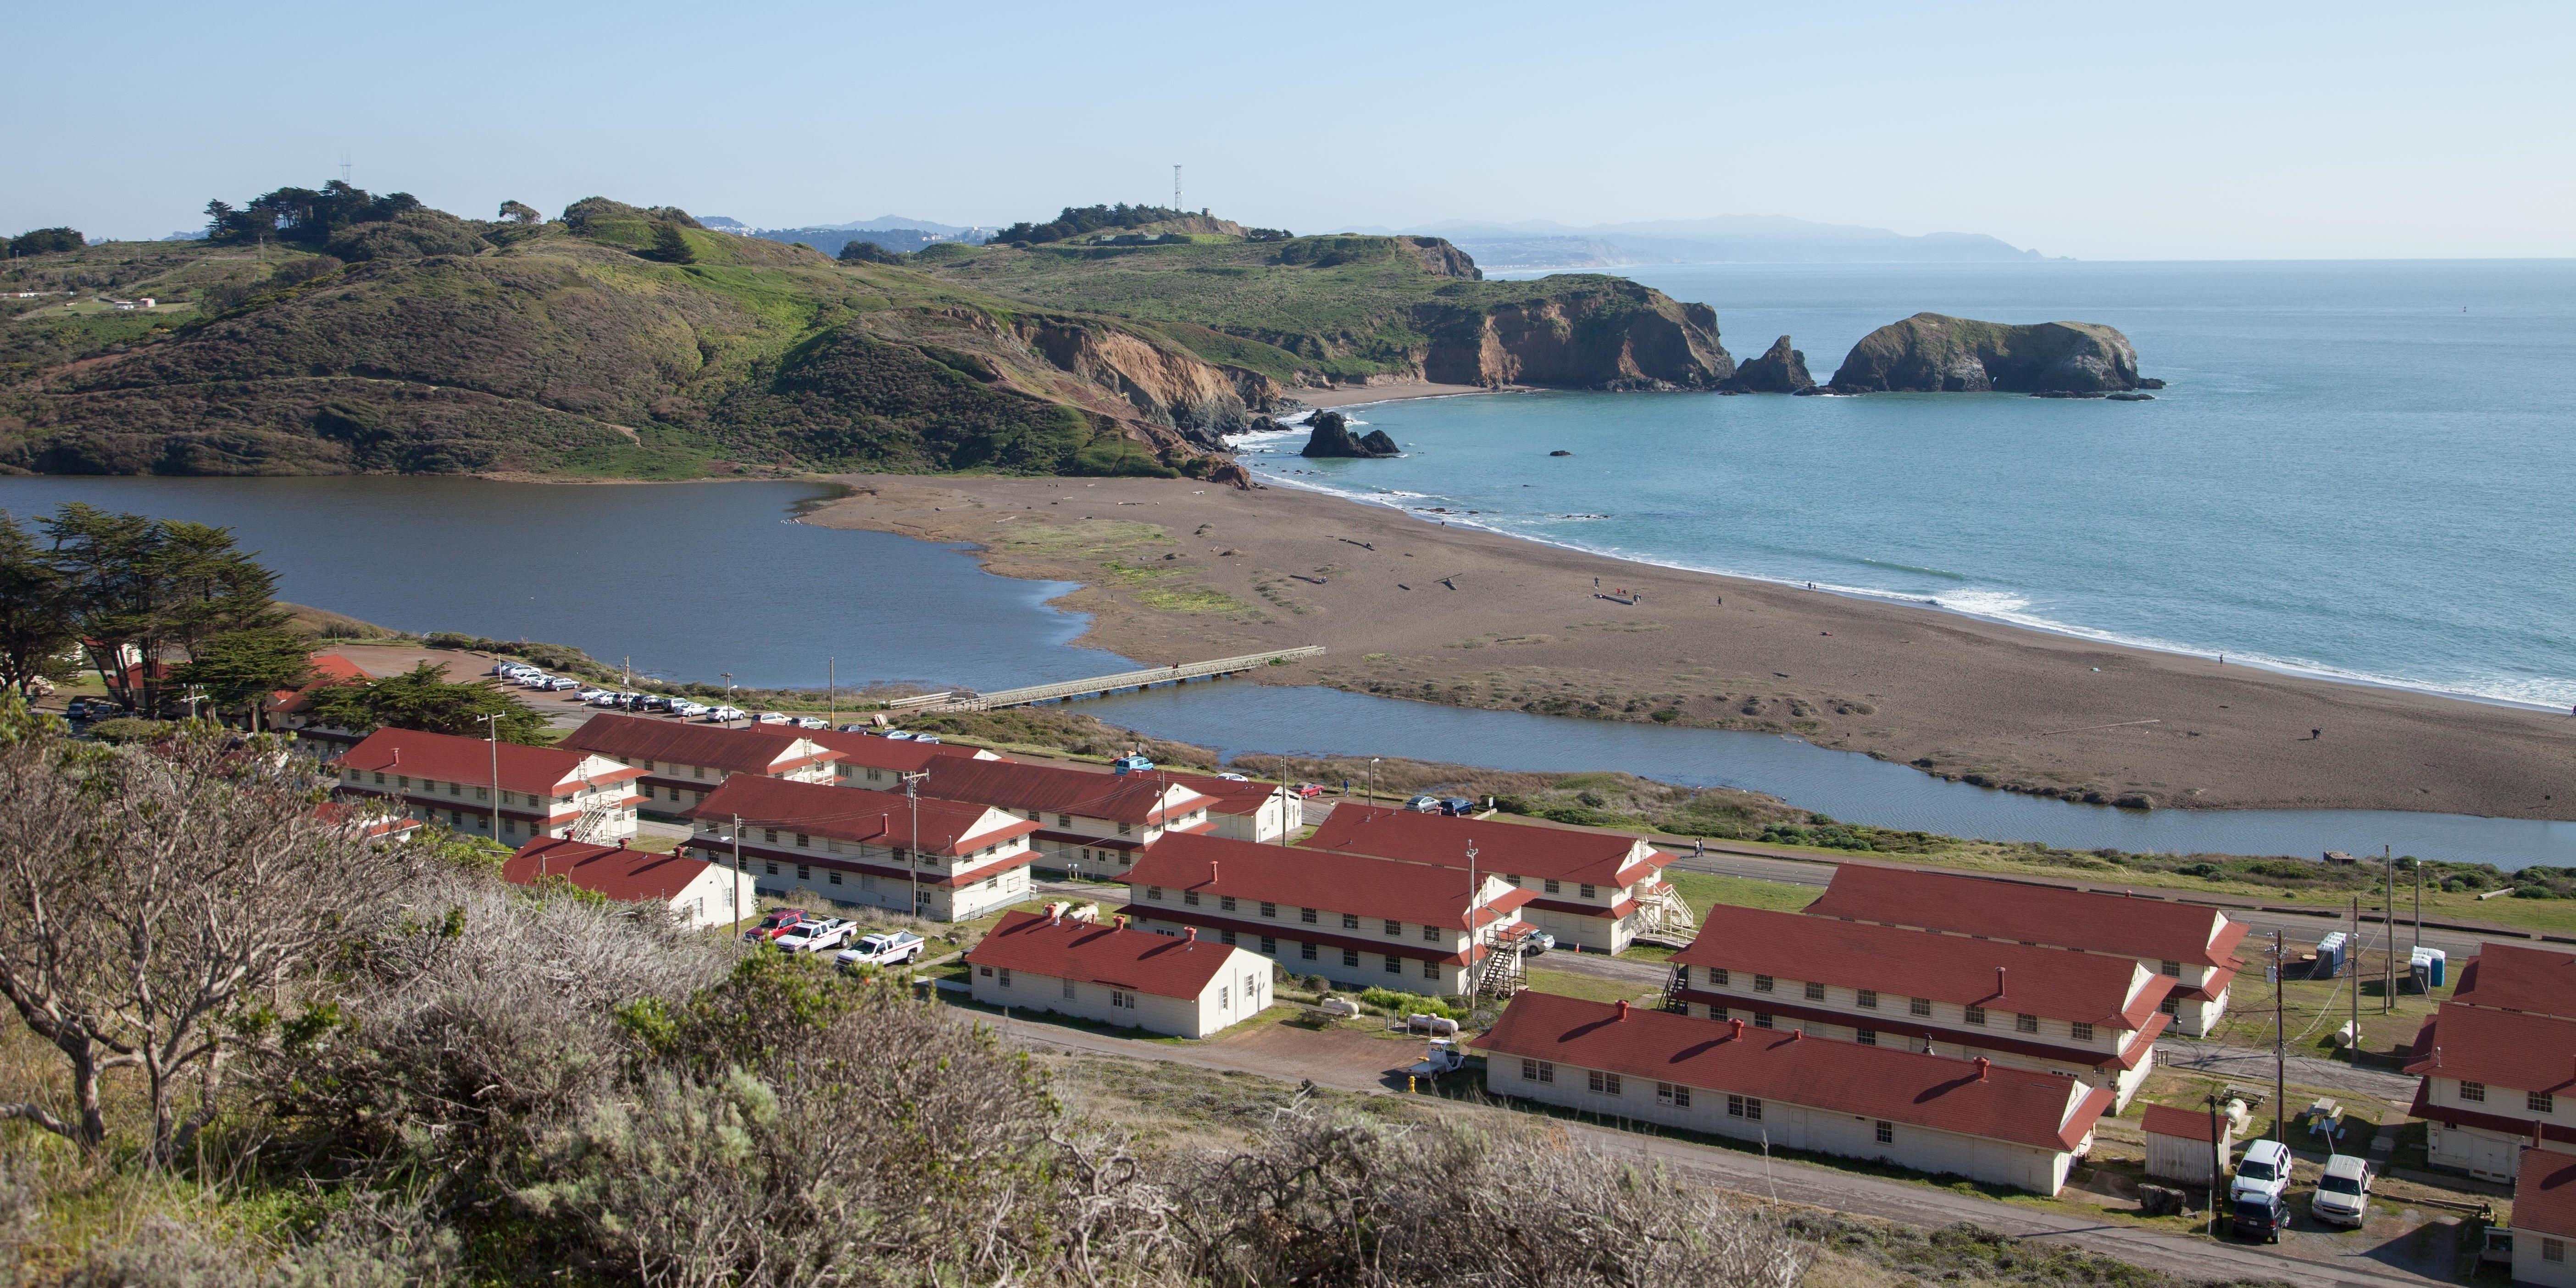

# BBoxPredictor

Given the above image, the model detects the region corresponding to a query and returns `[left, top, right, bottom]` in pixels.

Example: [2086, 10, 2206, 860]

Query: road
[979, 1009, 2455, 1288]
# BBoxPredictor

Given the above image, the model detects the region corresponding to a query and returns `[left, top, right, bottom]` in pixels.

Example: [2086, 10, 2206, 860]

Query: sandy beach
[805, 472, 2576, 823]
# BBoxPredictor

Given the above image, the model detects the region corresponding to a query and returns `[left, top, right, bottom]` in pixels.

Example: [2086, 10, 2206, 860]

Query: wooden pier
[893, 647, 1325, 714]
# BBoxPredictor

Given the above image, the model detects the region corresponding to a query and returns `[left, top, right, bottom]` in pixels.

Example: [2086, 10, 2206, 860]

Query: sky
[6, 0, 2570, 260]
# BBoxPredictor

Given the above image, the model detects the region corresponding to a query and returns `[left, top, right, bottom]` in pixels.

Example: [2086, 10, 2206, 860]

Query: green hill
[0, 186, 1738, 481]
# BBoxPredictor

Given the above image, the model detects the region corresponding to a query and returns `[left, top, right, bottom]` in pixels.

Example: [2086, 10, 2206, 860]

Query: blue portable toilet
[2424, 947, 2447, 988]
[2314, 932, 2348, 978]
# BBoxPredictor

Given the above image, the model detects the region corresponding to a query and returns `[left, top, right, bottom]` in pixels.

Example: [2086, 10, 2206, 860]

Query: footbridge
[888, 647, 1324, 714]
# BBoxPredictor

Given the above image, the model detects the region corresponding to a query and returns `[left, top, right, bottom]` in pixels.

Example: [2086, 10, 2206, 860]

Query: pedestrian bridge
[885, 647, 1325, 714]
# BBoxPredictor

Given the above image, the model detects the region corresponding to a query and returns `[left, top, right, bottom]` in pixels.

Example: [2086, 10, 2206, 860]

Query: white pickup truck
[835, 930, 927, 971]
[774, 917, 856, 954]
[1406, 1038, 1468, 1078]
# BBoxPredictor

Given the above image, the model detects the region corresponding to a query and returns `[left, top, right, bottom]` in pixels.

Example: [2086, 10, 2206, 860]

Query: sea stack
[1726, 335, 1816, 393]
[1299, 411, 1400, 459]
[1827, 313, 2146, 394]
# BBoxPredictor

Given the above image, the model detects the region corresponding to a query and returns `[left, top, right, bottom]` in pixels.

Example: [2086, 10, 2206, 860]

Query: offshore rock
[1828, 313, 2145, 394]
[1725, 335, 1815, 393]
[1300, 411, 1399, 458]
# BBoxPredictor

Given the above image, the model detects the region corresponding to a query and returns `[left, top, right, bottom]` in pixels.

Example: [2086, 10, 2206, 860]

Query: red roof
[1673, 905, 2164, 1030]
[313, 799, 421, 839]
[559, 713, 838, 776]
[804, 728, 1002, 774]
[966, 909, 1242, 999]
[1127, 832, 1532, 930]
[1476, 992, 2111, 1153]
[1160, 771, 1289, 817]
[2140, 1103, 2221, 1143]
[339, 727, 640, 797]
[681, 774, 1037, 857]
[2404, 1006, 2576, 1092]
[1802, 866, 2243, 971]
[269, 652, 370, 713]
[1305, 807, 1655, 887]
[2521, 1149, 2576, 1238]
[912, 758, 1212, 826]
[502, 838, 721, 904]
[2454, 944, 2576, 1020]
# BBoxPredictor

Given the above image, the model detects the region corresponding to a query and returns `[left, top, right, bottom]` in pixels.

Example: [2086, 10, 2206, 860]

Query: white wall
[2516, 1230, 2576, 1288]
[969, 943, 1267, 1038]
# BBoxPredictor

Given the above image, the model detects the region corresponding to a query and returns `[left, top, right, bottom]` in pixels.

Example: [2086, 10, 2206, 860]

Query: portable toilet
[2423, 946, 2447, 988]
[2314, 932, 2348, 979]
[2408, 947, 2432, 994]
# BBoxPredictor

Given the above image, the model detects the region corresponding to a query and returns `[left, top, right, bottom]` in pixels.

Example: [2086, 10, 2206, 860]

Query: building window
[1116, 823, 1130, 836]
[1220, 929, 1237, 946]
[1301, 907, 1316, 924]
[1856, 988, 1877, 1009]
[828, 872, 842, 885]
[1856, 1028, 1876, 1046]
[1218, 984, 1230, 1010]
[1588, 1070, 1622, 1096]
[1343, 948, 1360, 968]
[1712, 968, 1729, 988]
[1260, 901, 1277, 918]
[1674, 966, 1690, 988]
[1522, 1058, 1554, 1084]
[1544, 879, 1560, 894]
[2160, 959, 2182, 977]
[1875, 1120, 1894, 1145]
[1220, 895, 1237, 912]
[1057, 814, 1071, 827]
[1111, 989, 1133, 1009]
[998, 968, 1011, 988]
[1727, 1094, 1762, 1121]
[1184, 890, 1199, 906]
[1804, 981, 1825, 1002]
[1260, 935, 1276, 954]
[2545, 1238, 2566, 1264]
[1752, 974, 1774, 994]
[1384, 919, 1401, 937]
[1965, 1005, 1986, 1026]
[1656, 1082, 1689, 1107]
[763, 828, 777, 843]
[1708, 1005, 1728, 1022]
[1146, 886, 1163, 901]
[2460, 1082, 2486, 1103]
[795, 833, 812, 849]
[1421, 924, 1440, 943]
[2071, 1022, 2094, 1042]
[1300, 942, 1317, 960]
[1342, 912, 1359, 929]
[795, 864, 810, 880]
[2160, 995, 2180, 1016]
[1062, 978, 1076, 999]
[764, 862, 779, 876]
[2015, 1013, 2038, 1034]
[1383, 955, 1402, 975]
[2532, 1090, 2557, 1114]
[1752, 1012, 1773, 1029]
[1909, 997, 1931, 1017]
[694, 766, 707, 779]
[1421, 960, 1438, 980]
[1579, 883, 1595, 899]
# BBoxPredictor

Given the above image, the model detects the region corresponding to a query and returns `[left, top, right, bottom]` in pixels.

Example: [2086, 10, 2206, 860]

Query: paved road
[980, 1010, 2453, 1288]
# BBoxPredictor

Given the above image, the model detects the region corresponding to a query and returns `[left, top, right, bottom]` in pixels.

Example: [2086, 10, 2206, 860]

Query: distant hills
[696, 214, 997, 260]
[1342, 215, 2054, 269]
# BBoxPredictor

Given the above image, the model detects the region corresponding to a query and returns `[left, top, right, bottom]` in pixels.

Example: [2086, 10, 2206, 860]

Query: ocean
[1236, 259, 2576, 712]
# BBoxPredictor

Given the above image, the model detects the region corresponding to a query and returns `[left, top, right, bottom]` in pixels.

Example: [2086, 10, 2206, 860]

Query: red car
[1292, 783, 1325, 799]
[743, 907, 810, 943]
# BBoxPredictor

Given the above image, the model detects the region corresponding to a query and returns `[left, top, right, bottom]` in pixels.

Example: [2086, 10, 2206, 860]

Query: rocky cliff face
[1398, 237, 1483, 280]
[1421, 282, 1734, 390]
[1828, 314, 2143, 394]
[1725, 335, 1815, 393]
[1017, 320, 1284, 448]
[1300, 411, 1400, 458]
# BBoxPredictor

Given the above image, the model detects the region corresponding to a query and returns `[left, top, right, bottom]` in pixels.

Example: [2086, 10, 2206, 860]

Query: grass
[1135, 587, 1251, 613]
[992, 518, 1169, 556]
[1522, 967, 1663, 1007]
[1664, 869, 1820, 917]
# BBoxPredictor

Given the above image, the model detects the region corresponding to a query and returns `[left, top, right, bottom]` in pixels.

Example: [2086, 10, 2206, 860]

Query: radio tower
[339, 151, 353, 186]
[1172, 165, 1182, 212]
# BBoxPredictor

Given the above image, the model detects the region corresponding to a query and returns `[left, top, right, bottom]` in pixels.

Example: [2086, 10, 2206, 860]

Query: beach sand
[806, 474, 2576, 822]
[1285, 381, 1508, 409]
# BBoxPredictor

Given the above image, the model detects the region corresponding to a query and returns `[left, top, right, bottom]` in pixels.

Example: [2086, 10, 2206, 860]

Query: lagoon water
[7, 260, 2574, 865]
[1242, 260, 2576, 711]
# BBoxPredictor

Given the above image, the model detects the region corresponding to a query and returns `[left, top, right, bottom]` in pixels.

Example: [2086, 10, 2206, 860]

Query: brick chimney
[1186, 927, 1198, 945]
[1728, 1017, 1744, 1040]
[1974, 1056, 1990, 1082]
[1615, 999, 1629, 1022]
[1997, 966, 2007, 998]
[1115, 914, 1127, 930]
[1210, 860, 1219, 883]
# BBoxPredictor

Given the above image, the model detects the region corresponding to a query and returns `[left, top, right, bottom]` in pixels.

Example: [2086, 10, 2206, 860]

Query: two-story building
[1801, 866, 2246, 1036]
[333, 727, 642, 843]
[966, 909, 1272, 1038]
[1474, 991, 2115, 1195]
[900, 758, 1216, 878]
[805, 727, 1005, 791]
[2516, 1148, 2576, 1288]
[265, 652, 372, 755]
[1303, 807, 1674, 954]
[1121, 833, 1531, 996]
[681, 773, 1041, 922]
[1160, 771, 1303, 843]
[502, 837, 756, 929]
[2406, 944, 2576, 1181]
[1666, 905, 2170, 1110]
[557, 713, 841, 818]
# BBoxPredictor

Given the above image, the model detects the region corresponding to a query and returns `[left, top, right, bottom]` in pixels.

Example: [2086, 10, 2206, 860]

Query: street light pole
[730, 812, 744, 941]
[901, 769, 929, 925]
[476, 711, 503, 843]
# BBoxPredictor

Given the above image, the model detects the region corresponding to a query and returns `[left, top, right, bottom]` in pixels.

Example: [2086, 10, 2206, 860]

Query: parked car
[1439, 797, 1476, 816]
[1110, 755, 1154, 774]
[883, 731, 916, 741]
[2310, 1154, 2371, 1227]
[793, 715, 829, 729]
[669, 700, 709, 717]
[1292, 783, 1325, 799]
[1216, 772, 1249, 782]
[1404, 795, 1442, 813]
[576, 687, 611, 702]
[911, 734, 940, 744]
[64, 697, 126, 721]
[754, 711, 791, 725]
[835, 930, 927, 971]
[2231, 1139, 2294, 1205]
[635, 695, 673, 713]
[1406, 1038, 1468, 1078]
[703, 705, 747, 723]
[774, 918, 856, 954]
[543, 676, 582, 691]
[587, 692, 626, 707]
[742, 908, 810, 943]
[2232, 1191, 2292, 1243]
[838, 723, 873, 733]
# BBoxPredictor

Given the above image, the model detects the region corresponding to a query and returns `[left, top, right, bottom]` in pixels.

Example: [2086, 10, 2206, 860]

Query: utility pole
[2273, 929, 2286, 1144]
[622, 655, 631, 688]
[2383, 845, 2395, 1014]
[827, 657, 835, 729]
[2206, 1093, 2224, 1235]
[2414, 855, 2422, 953]
[477, 711, 503, 842]
[2349, 895, 2361, 1061]
[1172, 164, 1182, 211]
[1464, 840, 1480, 1003]
[901, 769, 929, 925]
[730, 813, 744, 939]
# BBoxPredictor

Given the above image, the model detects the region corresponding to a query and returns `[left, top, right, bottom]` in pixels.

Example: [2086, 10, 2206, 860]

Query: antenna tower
[1172, 165, 1182, 211]
[339, 151, 353, 186]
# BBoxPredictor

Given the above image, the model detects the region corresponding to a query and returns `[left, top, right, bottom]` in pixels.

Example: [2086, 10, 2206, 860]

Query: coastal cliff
[1828, 313, 2144, 394]
[1018, 319, 1282, 448]
[1421, 283, 1734, 390]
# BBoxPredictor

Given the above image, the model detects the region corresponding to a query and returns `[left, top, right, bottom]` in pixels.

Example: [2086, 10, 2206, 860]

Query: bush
[1359, 987, 1463, 1019]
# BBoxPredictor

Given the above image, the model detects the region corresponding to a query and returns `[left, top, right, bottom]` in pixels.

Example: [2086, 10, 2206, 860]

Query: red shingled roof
[2520, 1149, 2576, 1238]
[2404, 1006, 2576, 1093]
[2453, 944, 2576, 1020]
[1160, 772, 1288, 818]
[681, 774, 1036, 857]
[1305, 807, 1655, 887]
[804, 728, 1001, 774]
[339, 727, 641, 797]
[502, 838, 720, 904]
[1476, 992, 2111, 1152]
[1802, 866, 2243, 971]
[269, 652, 370, 715]
[1127, 832, 1531, 930]
[1674, 905, 2163, 1029]
[966, 909, 1240, 999]
[560, 713, 838, 776]
[914, 758, 1211, 826]
[2140, 1103, 2221, 1143]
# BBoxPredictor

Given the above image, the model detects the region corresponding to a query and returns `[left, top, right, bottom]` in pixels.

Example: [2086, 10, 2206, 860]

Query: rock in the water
[1725, 335, 1815, 393]
[1827, 313, 2146, 394]
[2106, 392, 2155, 401]
[1300, 411, 1398, 458]
[1549, 449, 1573, 456]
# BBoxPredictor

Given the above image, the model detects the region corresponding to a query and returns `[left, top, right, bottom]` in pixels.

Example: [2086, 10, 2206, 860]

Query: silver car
[2310, 1154, 2371, 1227]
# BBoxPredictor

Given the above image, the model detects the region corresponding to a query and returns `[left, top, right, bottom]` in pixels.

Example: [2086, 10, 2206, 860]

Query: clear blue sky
[8, 0, 2569, 259]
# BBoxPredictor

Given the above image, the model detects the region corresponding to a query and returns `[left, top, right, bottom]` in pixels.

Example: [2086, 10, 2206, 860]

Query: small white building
[1162, 771, 1304, 843]
[2140, 1102, 2238, 1186]
[2518, 1148, 2576, 1288]
[502, 837, 757, 929]
[966, 909, 1271, 1038]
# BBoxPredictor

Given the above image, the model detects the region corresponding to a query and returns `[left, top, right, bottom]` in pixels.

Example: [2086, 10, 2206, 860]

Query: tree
[0, 700, 421, 1160]
[838, 238, 899, 264]
[0, 513, 79, 698]
[6, 227, 84, 257]
[498, 200, 542, 226]
[173, 627, 313, 729]
[301, 662, 550, 743]
[648, 222, 696, 264]
[40, 504, 287, 716]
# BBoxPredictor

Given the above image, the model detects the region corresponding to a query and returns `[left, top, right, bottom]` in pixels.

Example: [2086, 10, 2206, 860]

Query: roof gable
[1803, 866, 2235, 969]
[1675, 905, 2159, 1028]
[1306, 808, 1650, 885]
[915, 758, 1210, 826]
[502, 838, 716, 904]
[2405, 1005, 2576, 1092]
[966, 909, 1242, 998]
[560, 713, 835, 775]
[682, 774, 1034, 855]
[2521, 1148, 2576, 1238]
[340, 727, 638, 796]
[2453, 944, 2576, 1020]
[1129, 833, 1527, 928]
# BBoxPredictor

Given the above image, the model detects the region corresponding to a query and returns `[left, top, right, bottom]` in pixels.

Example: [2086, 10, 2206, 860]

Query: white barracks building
[1304, 808, 1686, 955]
[557, 714, 839, 818]
[2406, 944, 2576, 1181]
[683, 774, 1040, 922]
[333, 727, 642, 843]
